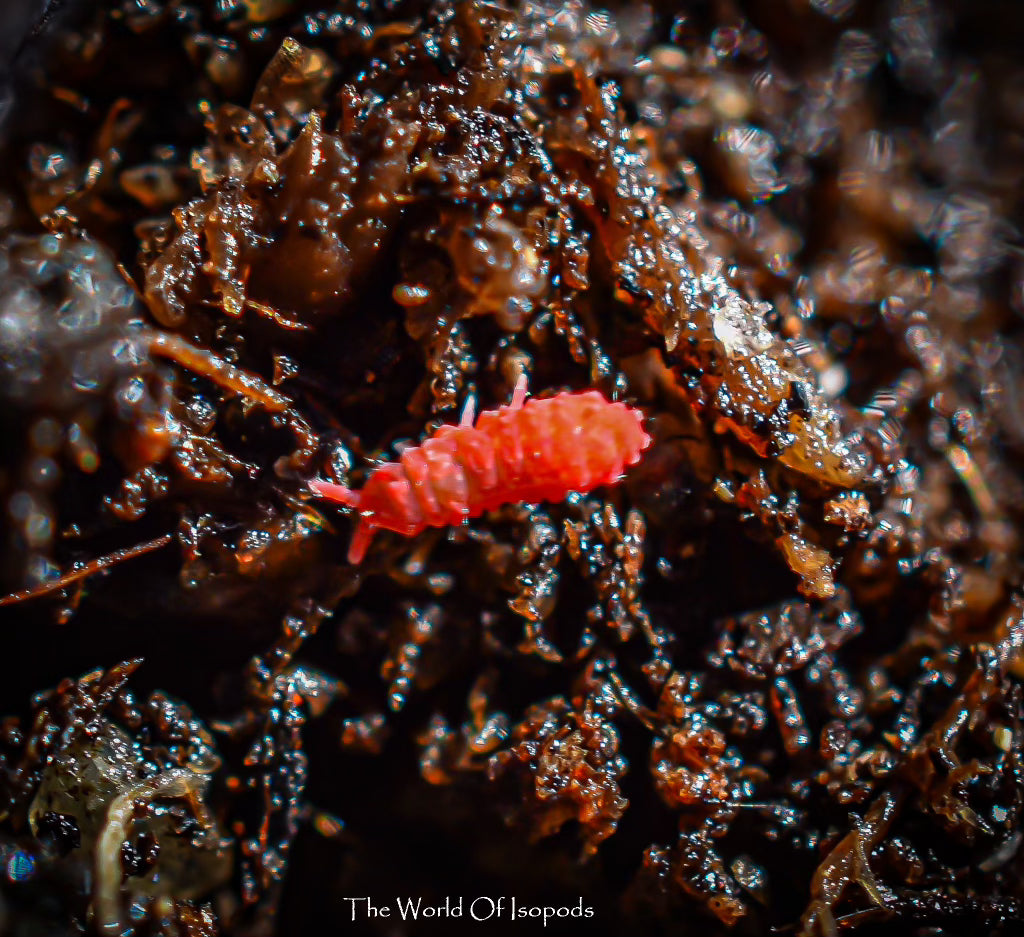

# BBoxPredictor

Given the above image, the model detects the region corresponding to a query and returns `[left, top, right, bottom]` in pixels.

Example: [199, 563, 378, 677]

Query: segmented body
[311, 385, 650, 563]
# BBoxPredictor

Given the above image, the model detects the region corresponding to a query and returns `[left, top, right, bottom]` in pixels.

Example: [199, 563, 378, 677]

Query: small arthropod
[311, 379, 651, 563]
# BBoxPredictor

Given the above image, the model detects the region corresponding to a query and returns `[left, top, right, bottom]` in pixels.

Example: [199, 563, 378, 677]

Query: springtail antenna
[347, 520, 376, 564]
[309, 479, 361, 509]
[459, 393, 477, 428]
[509, 373, 529, 410]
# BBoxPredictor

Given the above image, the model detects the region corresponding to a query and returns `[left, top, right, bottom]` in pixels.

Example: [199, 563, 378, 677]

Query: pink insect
[310, 379, 651, 564]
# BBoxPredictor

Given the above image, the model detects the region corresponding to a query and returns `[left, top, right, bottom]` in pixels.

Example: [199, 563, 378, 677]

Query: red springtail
[311, 378, 651, 563]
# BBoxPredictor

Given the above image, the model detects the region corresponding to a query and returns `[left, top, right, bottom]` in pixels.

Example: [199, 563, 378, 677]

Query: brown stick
[0, 534, 173, 607]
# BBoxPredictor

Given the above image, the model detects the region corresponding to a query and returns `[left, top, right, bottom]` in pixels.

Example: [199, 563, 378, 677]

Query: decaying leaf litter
[1, 1, 1024, 935]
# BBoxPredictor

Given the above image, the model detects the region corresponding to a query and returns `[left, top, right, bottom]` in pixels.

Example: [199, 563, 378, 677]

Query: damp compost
[1, 1, 1023, 935]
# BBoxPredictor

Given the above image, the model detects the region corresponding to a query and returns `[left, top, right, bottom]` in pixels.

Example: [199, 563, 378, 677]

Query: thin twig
[0, 533, 173, 607]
